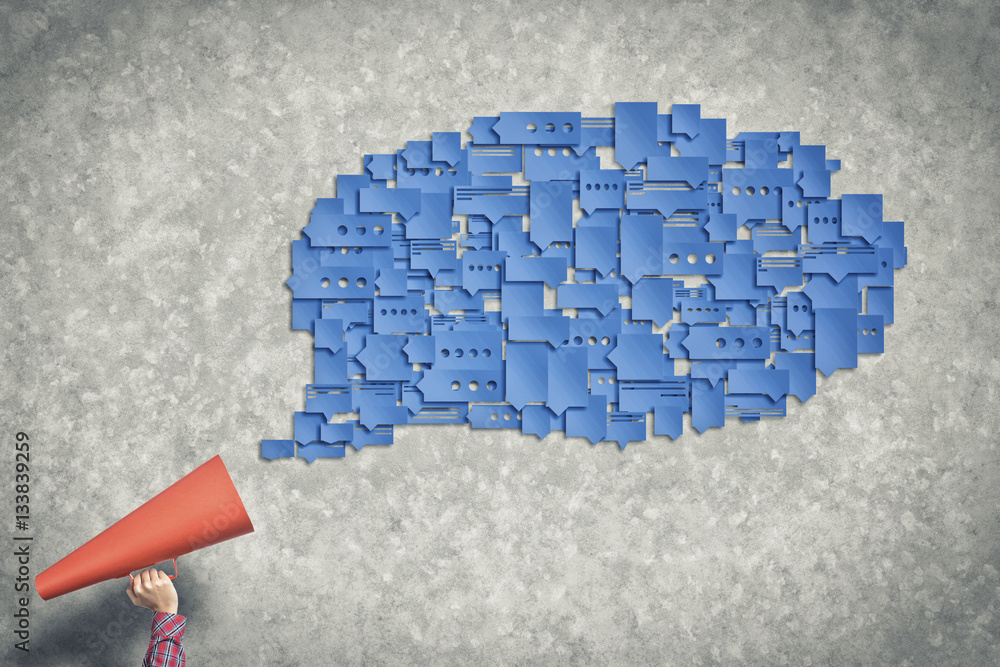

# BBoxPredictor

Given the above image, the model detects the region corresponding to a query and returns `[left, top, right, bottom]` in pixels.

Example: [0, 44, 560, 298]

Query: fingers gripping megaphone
[36, 455, 254, 601]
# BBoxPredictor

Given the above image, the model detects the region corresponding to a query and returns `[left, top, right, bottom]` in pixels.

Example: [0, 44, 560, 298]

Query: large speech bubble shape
[262, 103, 906, 461]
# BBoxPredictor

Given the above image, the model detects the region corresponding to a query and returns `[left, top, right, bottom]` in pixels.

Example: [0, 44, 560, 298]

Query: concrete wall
[2, 1, 998, 664]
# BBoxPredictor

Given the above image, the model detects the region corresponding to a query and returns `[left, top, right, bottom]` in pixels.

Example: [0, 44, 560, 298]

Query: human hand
[126, 568, 179, 615]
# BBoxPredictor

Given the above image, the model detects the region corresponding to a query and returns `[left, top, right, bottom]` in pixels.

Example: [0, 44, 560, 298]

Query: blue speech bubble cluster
[262, 103, 906, 462]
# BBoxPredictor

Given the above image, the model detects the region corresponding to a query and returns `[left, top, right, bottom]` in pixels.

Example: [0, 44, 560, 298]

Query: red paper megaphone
[36, 455, 254, 601]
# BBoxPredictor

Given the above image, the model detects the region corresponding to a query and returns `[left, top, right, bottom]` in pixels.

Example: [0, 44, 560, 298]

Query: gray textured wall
[2, 0, 998, 665]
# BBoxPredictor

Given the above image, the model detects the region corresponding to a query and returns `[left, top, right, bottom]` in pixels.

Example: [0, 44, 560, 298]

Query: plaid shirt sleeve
[143, 612, 186, 667]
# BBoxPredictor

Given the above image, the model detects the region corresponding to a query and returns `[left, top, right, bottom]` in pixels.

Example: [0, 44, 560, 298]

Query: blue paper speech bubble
[265, 103, 906, 461]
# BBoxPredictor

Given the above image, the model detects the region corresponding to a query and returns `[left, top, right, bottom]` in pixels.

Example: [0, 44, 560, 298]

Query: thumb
[125, 583, 138, 605]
